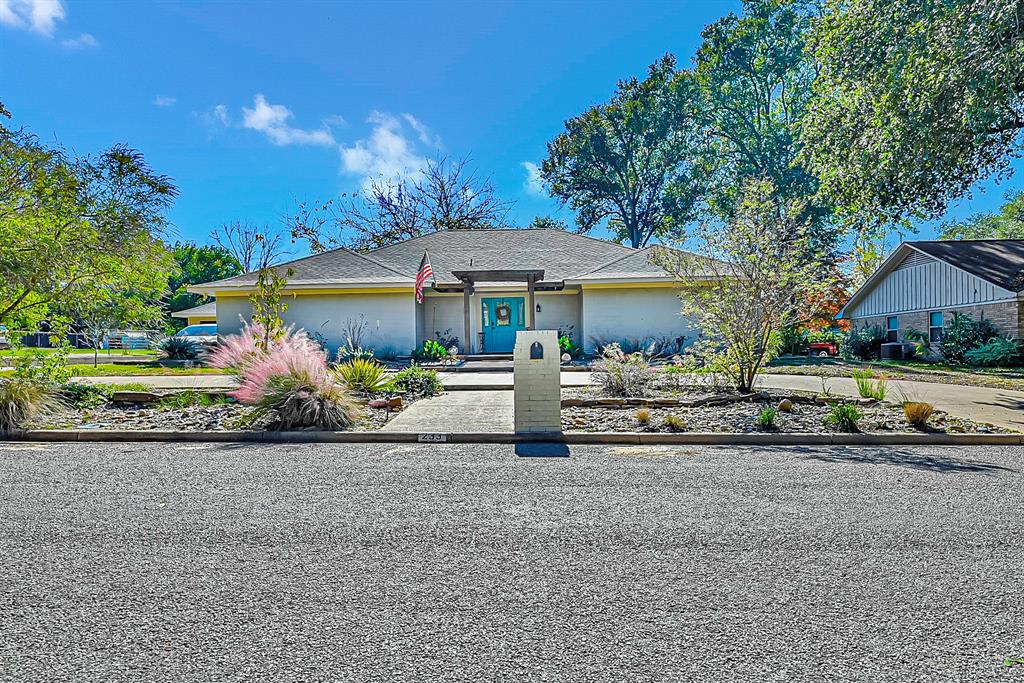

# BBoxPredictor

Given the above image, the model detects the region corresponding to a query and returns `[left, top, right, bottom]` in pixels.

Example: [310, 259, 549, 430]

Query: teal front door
[482, 297, 525, 353]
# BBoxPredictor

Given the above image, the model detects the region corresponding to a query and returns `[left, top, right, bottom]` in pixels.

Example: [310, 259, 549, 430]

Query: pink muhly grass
[209, 324, 324, 378]
[230, 337, 331, 405]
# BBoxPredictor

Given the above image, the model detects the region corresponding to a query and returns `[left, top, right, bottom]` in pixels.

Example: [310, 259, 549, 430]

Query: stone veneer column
[513, 330, 561, 435]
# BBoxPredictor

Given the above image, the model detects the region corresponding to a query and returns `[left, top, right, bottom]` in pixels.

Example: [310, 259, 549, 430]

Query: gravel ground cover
[36, 399, 401, 431]
[562, 386, 1006, 434]
[0, 442, 1021, 682]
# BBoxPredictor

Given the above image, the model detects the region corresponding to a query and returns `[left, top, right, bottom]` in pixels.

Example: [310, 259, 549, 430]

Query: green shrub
[61, 382, 113, 408]
[903, 328, 932, 358]
[558, 334, 582, 359]
[755, 406, 777, 430]
[159, 336, 200, 360]
[840, 326, 885, 361]
[336, 358, 391, 392]
[940, 313, 999, 364]
[852, 369, 887, 400]
[0, 378, 65, 432]
[412, 339, 450, 362]
[824, 403, 862, 432]
[389, 366, 442, 397]
[963, 337, 1023, 367]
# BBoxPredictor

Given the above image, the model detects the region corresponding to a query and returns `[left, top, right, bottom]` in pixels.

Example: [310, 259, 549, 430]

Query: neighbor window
[886, 316, 899, 343]
[929, 311, 944, 342]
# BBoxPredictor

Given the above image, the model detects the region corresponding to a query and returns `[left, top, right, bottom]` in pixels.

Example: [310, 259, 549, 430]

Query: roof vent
[894, 250, 934, 270]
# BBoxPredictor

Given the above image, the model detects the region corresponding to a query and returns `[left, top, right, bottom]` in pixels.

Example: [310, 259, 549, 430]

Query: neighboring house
[170, 302, 218, 326]
[838, 240, 1024, 345]
[188, 228, 703, 355]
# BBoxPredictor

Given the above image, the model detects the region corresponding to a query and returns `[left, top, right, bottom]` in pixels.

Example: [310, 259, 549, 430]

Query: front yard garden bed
[560, 386, 1006, 434]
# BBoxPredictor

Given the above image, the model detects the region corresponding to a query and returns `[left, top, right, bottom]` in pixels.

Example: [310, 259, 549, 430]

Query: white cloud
[61, 31, 96, 48]
[522, 161, 544, 196]
[153, 95, 176, 107]
[340, 111, 434, 188]
[241, 94, 335, 147]
[0, 0, 65, 36]
[194, 104, 230, 130]
[402, 113, 441, 148]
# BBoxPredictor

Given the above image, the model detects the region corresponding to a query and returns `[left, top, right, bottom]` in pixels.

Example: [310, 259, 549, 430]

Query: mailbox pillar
[513, 330, 561, 434]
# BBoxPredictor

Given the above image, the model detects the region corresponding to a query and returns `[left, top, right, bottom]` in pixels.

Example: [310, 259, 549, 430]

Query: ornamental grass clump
[902, 401, 935, 430]
[0, 378, 65, 432]
[755, 406, 777, 430]
[824, 402, 862, 432]
[852, 369, 887, 401]
[594, 343, 653, 397]
[211, 324, 359, 430]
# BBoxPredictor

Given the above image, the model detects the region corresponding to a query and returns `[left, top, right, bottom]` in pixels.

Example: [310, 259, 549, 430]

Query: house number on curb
[418, 433, 449, 443]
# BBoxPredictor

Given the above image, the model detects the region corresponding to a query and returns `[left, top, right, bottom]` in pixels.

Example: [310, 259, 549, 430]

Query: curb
[4, 430, 1021, 446]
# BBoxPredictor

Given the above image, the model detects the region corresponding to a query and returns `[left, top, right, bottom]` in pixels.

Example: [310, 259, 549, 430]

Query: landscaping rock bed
[35, 395, 417, 432]
[560, 387, 1005, 434]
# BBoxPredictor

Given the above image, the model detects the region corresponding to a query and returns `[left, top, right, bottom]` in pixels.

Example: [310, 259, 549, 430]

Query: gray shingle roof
[911, 240, 1024, 292]
[196, 248, 412, 289]
[194, 229, 699, 290]
[170, 301, 217, 318]
[367, 228, 639, 284]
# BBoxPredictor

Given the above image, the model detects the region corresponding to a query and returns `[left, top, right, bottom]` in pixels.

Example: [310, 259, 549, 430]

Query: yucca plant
[0, 378, 65, 432]
[335, 358, 390, 392]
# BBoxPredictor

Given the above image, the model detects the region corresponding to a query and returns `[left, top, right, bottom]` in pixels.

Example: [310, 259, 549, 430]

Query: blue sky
[2, 0, 1021, 255]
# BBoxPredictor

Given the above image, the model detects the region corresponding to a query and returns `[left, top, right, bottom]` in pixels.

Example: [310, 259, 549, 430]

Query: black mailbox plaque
[530, 341, 544, 359]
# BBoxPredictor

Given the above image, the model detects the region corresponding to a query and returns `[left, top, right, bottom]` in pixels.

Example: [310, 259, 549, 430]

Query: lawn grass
[0, 363, 223, 378]
[0, 347, 159, 357]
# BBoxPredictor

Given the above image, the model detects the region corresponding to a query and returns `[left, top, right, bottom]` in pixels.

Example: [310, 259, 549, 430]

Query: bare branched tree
[288, 155, 514, 253]
[210, 221, 285, 272]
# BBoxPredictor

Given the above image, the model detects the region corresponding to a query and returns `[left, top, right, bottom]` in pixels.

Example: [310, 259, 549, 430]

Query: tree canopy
[541, 55, 703, 248]
[801, 0, 1024, 225]
[0, 105, 177, 330]
[939, 191, 1024, 240]
[167, 242, 242, 314]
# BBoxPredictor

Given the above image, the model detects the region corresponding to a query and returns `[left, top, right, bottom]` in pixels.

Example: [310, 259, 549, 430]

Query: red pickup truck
[807, 341, 839, 357]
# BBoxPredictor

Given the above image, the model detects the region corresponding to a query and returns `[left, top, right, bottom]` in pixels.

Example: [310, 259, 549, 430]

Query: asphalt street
[0, 442, 1021, 682]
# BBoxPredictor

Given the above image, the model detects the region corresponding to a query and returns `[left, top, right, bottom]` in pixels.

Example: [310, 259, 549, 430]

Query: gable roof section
[170, 301, 217, 319]
[366, 228, 638, 284]
[911, 240, 1024, 291]
[837, 240, 1024, 318]
[189, 247, 414, 293]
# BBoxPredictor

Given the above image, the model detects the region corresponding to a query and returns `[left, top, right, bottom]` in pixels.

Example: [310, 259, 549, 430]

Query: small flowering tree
[654, 178, 836, 393]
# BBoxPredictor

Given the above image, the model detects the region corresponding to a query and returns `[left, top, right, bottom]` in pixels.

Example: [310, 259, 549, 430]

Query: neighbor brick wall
[849, 299, 1022, 358]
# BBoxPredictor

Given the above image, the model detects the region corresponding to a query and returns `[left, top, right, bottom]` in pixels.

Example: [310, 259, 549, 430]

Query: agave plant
[0, 378, 65, 432]
[159, 336, 200, 360]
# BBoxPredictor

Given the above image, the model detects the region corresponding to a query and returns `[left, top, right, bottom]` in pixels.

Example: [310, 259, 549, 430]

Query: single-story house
[188, 228, 703, 355]
[170, 302, 218, 326]
[837, 240, 1024, 344]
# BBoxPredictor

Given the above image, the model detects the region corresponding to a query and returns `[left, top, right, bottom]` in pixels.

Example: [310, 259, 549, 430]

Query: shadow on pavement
[769, 445, 1015, 474]
[515, 443, 571, 458]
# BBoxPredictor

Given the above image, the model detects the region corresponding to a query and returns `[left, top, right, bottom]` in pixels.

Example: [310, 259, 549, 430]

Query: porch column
[463, 282, 473, 354]
[527, 275, 536, 330]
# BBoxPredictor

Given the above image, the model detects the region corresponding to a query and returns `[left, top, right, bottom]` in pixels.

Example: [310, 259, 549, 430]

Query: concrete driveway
[0, 442, 1020, 681]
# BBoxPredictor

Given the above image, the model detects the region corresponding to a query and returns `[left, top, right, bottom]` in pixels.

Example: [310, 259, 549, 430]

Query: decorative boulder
[777, 398, 794, 412]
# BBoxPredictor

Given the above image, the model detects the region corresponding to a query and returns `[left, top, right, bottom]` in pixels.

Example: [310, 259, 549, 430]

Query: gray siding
[849, 254, 1016, 317]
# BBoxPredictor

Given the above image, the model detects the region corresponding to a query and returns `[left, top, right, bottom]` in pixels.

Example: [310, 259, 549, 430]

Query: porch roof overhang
[450, 269, 545, 283]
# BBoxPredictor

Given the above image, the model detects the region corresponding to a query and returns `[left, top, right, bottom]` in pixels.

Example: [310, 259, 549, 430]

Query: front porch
[417, 269, 582, 355]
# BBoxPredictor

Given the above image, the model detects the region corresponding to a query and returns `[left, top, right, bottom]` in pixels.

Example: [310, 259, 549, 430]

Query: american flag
[415, 250, 434, 303]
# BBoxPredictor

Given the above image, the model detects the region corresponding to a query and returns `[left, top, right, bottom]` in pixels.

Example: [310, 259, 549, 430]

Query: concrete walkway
[381, 390, 513, 432]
